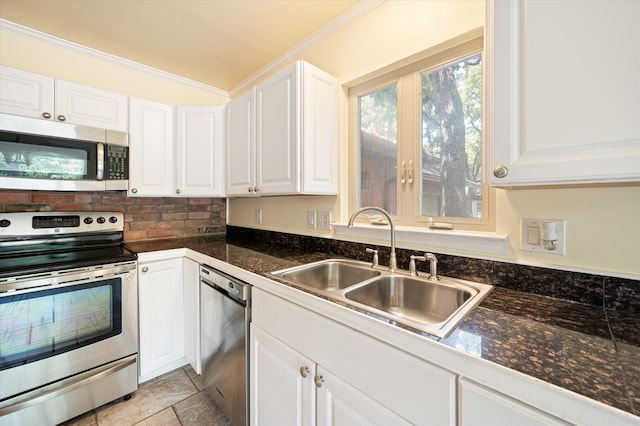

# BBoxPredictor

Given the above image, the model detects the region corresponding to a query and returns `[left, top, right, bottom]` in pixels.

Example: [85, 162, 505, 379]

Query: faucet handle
[365, 248, 379, 267]
[409, 254, 427, 276]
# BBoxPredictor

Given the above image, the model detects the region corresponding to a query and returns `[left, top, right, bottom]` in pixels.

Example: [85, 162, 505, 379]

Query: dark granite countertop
[127, 235, 640, 418]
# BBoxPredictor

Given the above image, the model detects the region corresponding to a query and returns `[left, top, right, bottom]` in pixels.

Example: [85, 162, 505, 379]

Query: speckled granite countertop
[127, 236, 640, 418]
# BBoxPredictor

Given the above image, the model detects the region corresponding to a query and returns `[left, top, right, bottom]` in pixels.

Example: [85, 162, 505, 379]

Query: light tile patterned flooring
[61, 366, 231, 426]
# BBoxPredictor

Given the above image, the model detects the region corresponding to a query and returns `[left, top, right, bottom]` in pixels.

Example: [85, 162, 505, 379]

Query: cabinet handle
[493, 165, 509, 178]
[400, 161, 406, 184]
[314, 375, 324, 388]
[131, 188, 138, 194]
[141, 266, 149, 273]
[57, 115, 67, 122]
[300, 366, 309, 378]
[42, 112, 52, 119]
[176, 188, 181, 194]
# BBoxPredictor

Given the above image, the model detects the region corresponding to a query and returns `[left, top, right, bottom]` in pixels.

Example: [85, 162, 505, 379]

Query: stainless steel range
[0, 211, 138, 426]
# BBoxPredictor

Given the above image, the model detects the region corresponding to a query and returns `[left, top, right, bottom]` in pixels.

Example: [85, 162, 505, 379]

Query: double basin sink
[269, 258, 493, 338]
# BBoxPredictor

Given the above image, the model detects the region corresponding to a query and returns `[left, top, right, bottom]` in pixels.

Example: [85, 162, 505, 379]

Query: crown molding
[0, 18, 229, 99]
[229, 0, 386, 98]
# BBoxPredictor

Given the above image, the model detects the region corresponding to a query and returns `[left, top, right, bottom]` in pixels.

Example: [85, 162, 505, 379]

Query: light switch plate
[255, 209, 262, 224]
[317, 211, 331, 230]
[520, 218, 566, 255]
[307, 211, 316, 229]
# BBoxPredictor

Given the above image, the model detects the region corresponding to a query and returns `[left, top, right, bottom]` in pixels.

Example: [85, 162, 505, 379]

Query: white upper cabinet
[176, 106, 225, 197]
[128, 97, 175, 196]
[225, 90, 255, 195]
[486, 0, 640, 186]
[0, 66, 54, 119]
[226, 60, 338, 196]
[129, 101, 225, 197]
[0, 65, 128, 131]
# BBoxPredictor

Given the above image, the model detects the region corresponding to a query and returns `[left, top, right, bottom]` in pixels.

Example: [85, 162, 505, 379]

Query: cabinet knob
[493, 165, 509, 178]
[254, 186, 259, 193]
[141, 266, 149, 273]
[57, 114, 67, 122]
[176, 188, 182, 194]
[248, 187, 254, 193]
[131, 188, 138, 194]
[314, 375, 324, 388]
[300, 366, 309, 378]
[42, 112, 52, 119]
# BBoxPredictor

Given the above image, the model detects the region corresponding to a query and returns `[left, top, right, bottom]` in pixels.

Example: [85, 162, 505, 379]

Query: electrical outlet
[307, 211, 316, 229]
[520, 218, 566, 255]
[255, 209, 262, 224]
[317, 211, 331, 230]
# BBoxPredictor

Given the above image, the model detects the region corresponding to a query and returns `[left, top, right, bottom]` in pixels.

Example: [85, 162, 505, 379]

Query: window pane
[359, 84, 398, 215]
[420, 53, 482, 218]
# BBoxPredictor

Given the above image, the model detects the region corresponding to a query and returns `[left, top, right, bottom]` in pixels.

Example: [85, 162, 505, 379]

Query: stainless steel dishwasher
[200, 265, 251, 426]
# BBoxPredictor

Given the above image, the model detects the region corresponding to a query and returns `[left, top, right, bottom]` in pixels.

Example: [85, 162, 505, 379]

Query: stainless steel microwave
[0, 113, 128, 191]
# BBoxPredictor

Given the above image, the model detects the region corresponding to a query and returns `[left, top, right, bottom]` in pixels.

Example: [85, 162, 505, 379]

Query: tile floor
[61, 366, 231, 426]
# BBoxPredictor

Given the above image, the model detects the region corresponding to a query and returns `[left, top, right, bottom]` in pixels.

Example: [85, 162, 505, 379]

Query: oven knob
[0, 219, 10, 228]
[97, 217, 106, 224]
[109, 216, 118, 224]
[84, 217, 94, 224]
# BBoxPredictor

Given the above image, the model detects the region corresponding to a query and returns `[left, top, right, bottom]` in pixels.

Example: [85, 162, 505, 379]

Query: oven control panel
[0, 212, 124, 236]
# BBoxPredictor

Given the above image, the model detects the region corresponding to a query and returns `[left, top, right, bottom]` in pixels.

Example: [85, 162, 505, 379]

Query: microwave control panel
[106, 145, 129, 180]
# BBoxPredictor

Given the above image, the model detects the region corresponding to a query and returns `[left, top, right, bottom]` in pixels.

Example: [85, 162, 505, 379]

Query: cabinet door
[459, 378, 569, 426]
[55, 79, 128, 131]
[176, 106, 225, 196]
[0, 65, 55, 120]
[487, 0, 640, 185]
[316, 366, 411, 426]
[250, 324, 315, 426]
[183, 258, 201, 374]
[256, 64, 299, 195]
[138, 258, 185, 382]
[226, 89, 256, 196]
[300, 62, 338, 195]
[128, 97, 175, 196]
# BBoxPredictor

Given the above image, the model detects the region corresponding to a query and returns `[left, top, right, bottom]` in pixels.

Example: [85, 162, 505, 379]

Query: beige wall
[1, 1, 638, 278]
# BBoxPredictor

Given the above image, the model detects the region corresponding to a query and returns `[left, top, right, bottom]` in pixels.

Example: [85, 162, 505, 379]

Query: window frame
[347, 34, 494, 232]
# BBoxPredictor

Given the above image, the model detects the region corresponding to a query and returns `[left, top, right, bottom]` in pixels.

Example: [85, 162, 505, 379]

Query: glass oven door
[0, 262, 138, 402]
[0, 278, 122, 371]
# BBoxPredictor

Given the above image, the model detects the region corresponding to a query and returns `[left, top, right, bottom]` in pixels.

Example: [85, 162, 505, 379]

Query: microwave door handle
[97, 143, 105, 180]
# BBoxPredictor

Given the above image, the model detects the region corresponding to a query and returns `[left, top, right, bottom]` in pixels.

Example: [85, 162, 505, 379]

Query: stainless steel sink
[344, 275, 474, 325]
[269, 258, 492, 338]
[274, 259, 381, 291]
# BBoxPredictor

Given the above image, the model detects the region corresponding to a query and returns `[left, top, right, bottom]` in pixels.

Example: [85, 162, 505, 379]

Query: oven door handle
[1, 262, 136, 293]
[0, 354, 136, 416]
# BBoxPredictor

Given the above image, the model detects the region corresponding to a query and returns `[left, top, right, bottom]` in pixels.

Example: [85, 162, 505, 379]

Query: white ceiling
[0, 0, 361, 91]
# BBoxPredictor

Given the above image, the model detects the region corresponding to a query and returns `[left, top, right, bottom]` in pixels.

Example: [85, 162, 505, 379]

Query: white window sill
[332, 223, 509, 256]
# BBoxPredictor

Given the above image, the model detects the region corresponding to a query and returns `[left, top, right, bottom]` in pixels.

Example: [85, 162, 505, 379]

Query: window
[349, 35, 493, 231]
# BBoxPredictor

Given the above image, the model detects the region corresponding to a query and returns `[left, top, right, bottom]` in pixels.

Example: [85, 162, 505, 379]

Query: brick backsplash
[0, 190, 226, 241]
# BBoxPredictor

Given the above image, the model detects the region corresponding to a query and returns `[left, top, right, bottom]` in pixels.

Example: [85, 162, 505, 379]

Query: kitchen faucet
[348, 206, 397, 272]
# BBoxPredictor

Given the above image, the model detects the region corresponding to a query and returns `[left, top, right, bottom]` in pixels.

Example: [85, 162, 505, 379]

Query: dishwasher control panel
[200, 265, 251, 302]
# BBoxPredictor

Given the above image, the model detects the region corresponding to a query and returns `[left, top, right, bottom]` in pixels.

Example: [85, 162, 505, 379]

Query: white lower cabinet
[138, 257, 185, 382]
[250, 288, 456, 425]
[251, 324, 315, 425]
[459, 378, 569, 426]
[251, 324, 410, 426]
